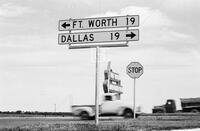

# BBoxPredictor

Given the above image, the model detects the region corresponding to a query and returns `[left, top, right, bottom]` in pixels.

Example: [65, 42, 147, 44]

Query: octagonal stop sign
[126, 62, 143, 79]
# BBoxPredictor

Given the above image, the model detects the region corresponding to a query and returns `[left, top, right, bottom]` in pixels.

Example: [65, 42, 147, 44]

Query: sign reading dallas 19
[58, 29, 139, 44]
[126, 62, 143, 79]
[59, 15, 139, 31]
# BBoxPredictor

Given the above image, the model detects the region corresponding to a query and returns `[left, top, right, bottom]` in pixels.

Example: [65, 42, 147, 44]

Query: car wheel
[80, 111, 89, 120]
[123, 109, 133, 118]
[191, 109, 199, 113]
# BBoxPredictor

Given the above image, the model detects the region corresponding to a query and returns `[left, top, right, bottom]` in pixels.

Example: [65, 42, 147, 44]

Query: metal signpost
[95, 46, 100, 124]
[58, 15, 139, 125]
[126, 62, 143, 119]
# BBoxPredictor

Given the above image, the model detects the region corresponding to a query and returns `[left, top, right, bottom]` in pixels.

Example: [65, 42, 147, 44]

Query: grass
[1, 114, 200, 131]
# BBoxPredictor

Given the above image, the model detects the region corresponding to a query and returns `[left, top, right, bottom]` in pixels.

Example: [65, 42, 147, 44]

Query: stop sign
[126, 62, 143, 79]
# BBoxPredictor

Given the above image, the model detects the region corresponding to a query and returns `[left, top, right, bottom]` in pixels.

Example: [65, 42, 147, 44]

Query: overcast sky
[0, 0, 200, 113]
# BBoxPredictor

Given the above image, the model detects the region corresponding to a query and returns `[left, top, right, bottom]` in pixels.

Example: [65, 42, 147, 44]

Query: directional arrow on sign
[58, 15, 139, 31]
[61, 22, 70, 29]
[126, 32, 136, 39]
[58, 29, 139, 45]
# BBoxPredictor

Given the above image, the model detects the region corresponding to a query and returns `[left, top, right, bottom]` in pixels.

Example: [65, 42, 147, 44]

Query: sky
[0, 0, 200, 113]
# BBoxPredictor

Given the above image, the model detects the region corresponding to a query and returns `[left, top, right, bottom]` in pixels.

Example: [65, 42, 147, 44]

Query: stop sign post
[126, 62, 143, 119]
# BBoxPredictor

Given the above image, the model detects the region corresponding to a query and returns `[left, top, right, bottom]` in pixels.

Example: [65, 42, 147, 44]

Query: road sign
[126, 62, 143, 79]
[58, 14, 140, 126]
[58, 29, 139, 45]
[109, 83, 122, 94]
[59, 15, 139, 31]
[103, 61, 123, 94]
[126, 62, 143, 119]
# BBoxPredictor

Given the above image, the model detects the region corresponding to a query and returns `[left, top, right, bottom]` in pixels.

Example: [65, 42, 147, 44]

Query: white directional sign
[59, 15, 139, 31]
[58, 29, 139, 45]
[109, 84, 122, 94]
[126, 62, 143, 79]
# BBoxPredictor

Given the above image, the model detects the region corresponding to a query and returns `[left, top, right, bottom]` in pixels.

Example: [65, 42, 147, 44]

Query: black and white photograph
[0, 0, 200, 130]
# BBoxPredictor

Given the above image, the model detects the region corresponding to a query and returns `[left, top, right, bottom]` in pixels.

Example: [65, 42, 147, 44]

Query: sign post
[126, 62, 143, 119]
[95, 46, 99, 125]
[58, 15, 140, 125]
[133, 78, 136, 119]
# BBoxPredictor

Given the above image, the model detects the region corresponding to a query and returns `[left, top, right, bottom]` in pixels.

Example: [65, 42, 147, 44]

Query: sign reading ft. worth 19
[59, 15, 139, 31]
[58, 29, 139, 44]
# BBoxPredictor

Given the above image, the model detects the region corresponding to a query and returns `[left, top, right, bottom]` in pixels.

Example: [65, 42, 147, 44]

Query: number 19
[111, 32, 120, 40]
[126, 17, 135, 25]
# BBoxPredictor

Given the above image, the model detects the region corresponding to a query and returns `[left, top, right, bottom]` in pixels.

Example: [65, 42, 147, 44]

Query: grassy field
[1, 114, 200, 131]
